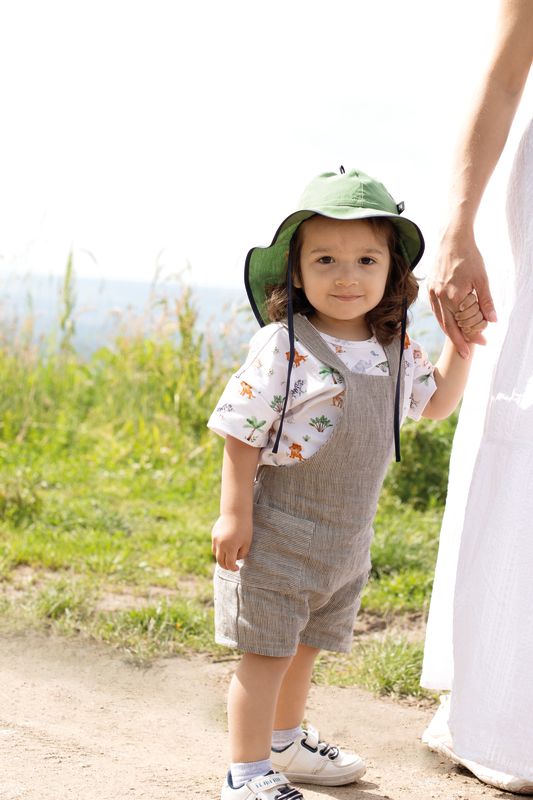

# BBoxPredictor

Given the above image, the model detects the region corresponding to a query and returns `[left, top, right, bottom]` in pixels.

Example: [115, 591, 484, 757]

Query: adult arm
[430, 0, 533, 358]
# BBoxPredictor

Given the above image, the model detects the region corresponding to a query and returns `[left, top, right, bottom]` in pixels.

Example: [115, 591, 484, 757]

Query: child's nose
[335, 276, 360, 286]
[335, 263, 361, 286]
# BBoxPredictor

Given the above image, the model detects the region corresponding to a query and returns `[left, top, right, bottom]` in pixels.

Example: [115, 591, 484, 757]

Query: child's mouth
[332, 294, 363, 302]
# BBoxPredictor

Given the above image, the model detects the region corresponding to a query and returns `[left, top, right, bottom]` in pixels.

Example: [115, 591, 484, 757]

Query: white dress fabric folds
[421, 118, 533, 780]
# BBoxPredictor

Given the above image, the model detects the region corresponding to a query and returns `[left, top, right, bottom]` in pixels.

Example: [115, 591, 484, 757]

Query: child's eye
[360, 257, 376, 265]
[317, 256, 334, 264]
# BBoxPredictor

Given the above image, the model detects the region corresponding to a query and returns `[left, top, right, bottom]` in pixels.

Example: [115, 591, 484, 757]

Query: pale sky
[1, 0, 532, 299]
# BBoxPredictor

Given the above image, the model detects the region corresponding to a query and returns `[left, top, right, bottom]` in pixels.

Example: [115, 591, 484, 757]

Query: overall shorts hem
[214, 566, 370, 656]
[214, 634, 298, 659]
[214, 571, 310, 657]
[299, 634, 353, 654]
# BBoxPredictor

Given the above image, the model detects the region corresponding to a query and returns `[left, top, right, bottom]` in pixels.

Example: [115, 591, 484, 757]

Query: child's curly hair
[265, 217, 419, 346]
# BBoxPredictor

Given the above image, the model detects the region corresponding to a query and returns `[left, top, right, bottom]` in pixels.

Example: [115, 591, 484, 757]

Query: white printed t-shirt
[208, 315, 437, 467]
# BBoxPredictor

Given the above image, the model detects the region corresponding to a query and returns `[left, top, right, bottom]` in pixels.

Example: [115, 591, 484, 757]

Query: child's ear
[293, 271, 302, 289]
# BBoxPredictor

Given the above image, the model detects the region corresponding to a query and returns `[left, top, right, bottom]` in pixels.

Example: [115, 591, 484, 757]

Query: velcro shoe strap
[303, 724, 319, 749]
[247, 772, 289, 795]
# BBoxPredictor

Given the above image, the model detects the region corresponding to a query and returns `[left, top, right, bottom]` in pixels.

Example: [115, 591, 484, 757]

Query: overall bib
[214, 315, 402, 657]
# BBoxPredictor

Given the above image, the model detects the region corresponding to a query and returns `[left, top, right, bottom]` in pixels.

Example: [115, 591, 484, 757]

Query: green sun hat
[244, 167, 425, 326]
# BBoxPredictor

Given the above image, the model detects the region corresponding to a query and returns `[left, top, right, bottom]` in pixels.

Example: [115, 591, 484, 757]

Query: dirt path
[0, 633, 503, 800]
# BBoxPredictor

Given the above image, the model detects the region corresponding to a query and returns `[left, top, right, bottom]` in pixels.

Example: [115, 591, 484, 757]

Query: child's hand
[211, 513, 253, 572]
[453, 291, 488, 343]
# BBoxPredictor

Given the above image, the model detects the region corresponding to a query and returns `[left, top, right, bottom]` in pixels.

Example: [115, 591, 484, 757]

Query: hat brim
[245, 207, 425, 327]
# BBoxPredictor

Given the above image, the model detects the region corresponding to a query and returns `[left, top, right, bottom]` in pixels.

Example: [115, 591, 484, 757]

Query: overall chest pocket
[220, 503, 315, 595]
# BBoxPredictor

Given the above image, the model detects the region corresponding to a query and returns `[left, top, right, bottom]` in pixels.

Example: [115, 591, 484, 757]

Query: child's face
[295, 216, 391, 339]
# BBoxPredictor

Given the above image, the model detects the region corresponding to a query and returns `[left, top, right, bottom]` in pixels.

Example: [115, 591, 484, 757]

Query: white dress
[421, 118, 533, 780]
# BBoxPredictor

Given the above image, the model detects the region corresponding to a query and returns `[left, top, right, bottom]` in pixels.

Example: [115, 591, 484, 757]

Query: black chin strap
[272, 249, 295, 454]
[394, 299, 408, 462]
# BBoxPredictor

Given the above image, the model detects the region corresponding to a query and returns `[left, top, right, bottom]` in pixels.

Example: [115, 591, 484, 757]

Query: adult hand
[429, 228, 497, 358]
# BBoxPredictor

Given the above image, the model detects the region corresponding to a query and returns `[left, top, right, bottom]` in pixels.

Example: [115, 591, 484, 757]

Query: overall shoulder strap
[384, 328, 406, 462]
[291, 314, 349, 374]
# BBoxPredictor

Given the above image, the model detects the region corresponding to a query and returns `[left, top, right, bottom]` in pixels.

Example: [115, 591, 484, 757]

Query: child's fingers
[457, 311, 487, 330]
[454, 304, 482, 322]
[212, 539, 238, 571]
[463, 320, 488, 334]
[221, 546, 239, 572]
[458, 292, 478, 312]
[457, 310, 485, 328]
[237, 543, 250, 560]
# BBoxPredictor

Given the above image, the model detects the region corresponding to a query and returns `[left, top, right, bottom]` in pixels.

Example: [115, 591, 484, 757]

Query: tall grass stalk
[59, 251, 76, 354]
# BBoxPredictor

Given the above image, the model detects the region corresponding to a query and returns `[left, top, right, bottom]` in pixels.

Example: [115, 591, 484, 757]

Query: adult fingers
[429, 287, 449, 335]
[430, 280, 473, 330]
[465, 329, 487, 345]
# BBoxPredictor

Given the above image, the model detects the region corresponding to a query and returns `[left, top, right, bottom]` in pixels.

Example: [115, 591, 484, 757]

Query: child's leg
[274, 644, 320, 730]
[269, 644, 366, 787]
[228, 651, 292, 763]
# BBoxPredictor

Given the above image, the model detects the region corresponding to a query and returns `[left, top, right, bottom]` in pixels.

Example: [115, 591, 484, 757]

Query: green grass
[315, 636, 434, 700]
[363, 496, 442, 613]
[34, 578, 94, 621]
[94, 597, 218, 661]
[0, 272, 455, 696]
[2, 478, 217, 581]
[0, 574, 227, 663]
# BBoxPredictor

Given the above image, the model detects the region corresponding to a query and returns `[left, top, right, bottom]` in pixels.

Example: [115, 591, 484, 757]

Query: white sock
[271, 725, 303, 751]
[230, 759, 272, 788]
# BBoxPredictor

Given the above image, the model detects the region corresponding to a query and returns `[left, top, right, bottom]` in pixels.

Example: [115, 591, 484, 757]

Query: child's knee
[237, 651, 293, 680]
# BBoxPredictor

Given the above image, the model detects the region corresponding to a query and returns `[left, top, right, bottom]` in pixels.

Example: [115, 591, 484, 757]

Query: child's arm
[422, 292, 484, 420]
[421, 338, 474, 420]
[211, 435, 260, 572]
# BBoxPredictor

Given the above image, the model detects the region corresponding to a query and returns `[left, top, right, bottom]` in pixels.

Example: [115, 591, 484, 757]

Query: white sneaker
[423, 695, 533, 795]
[270, 725, 366, 786]
[221, 770, 304, 799]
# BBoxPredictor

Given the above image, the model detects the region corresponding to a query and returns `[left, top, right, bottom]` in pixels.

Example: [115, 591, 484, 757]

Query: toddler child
[208, 168, 485, 799]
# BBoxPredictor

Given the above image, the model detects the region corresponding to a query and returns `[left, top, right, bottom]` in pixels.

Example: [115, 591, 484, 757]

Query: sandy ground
[0, 632, 505, 800]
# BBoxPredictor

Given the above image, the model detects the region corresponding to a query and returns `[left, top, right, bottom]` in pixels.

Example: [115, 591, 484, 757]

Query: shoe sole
[425, 737, 533, 795]
[281, 763, 366, 787]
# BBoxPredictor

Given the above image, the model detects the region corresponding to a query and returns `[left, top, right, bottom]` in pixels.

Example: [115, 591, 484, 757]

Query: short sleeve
[406, 339, 437, 421]
[207, 325, 291, 447]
